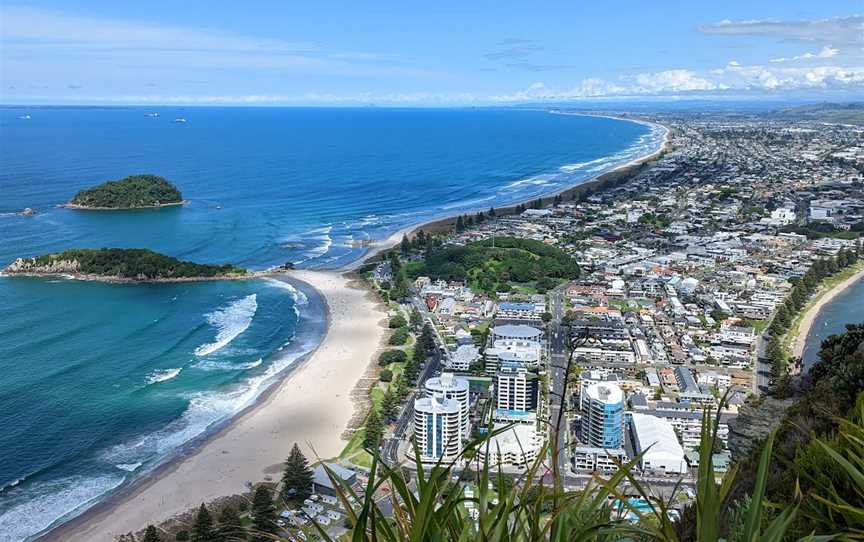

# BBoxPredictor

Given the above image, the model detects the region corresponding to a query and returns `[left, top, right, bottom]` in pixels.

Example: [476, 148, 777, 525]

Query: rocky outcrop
[5, 257, 80, 275]
[727, 395, 798, 461]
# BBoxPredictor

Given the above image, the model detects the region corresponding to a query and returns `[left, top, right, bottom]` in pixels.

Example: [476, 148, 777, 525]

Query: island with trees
[66, 174, 185, 210]
[3, 248, 251, 282]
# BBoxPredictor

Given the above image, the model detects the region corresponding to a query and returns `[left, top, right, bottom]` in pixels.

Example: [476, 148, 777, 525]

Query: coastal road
[381, 303, 444, 465]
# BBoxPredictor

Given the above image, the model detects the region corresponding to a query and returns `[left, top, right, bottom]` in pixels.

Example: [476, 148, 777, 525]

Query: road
[380, 299, 444, 465]
[547, 283, 570, 475]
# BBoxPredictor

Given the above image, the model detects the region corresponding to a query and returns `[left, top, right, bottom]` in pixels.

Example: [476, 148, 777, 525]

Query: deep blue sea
[0, 107, 661, 541]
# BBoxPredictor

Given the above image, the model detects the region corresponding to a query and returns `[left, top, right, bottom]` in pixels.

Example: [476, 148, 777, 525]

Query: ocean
[802, 275, 864, 369]
[0, 106, 662, 541]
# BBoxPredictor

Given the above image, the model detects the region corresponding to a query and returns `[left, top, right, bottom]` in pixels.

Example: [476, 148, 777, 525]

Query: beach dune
[42, 270, 387, 542]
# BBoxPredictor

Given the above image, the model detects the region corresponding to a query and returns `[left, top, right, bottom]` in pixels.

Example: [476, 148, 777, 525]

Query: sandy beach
[791, 266, 864, 358]
[37, 111, 668, 541]
[42, 271, 387, 542]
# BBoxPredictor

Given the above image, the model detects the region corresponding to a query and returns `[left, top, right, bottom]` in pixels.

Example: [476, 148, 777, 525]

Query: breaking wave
[194, 294, 258, 357]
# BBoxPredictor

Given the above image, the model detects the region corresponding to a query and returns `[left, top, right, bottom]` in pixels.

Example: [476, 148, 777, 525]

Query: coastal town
[339, 111, 864, 528]
[34, 109, 864, 542]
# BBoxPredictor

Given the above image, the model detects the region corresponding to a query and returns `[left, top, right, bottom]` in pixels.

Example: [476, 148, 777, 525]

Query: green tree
[420, 323, 436, 352]
[142, 525, 162, 542]
[381, 389, 399, 422]
[250, 486, 277, 541]
[541, 311, 553, 324]
[388, 314, 407, 328]
[281, 443, 314, 504]
[191, 503, 214, 542]
[400, 234, 411, 256]
[363, 408, 384, 450]
[410, 307, 423, 329]
[394, 374, 409, 399]
[213, 506, 244, 542]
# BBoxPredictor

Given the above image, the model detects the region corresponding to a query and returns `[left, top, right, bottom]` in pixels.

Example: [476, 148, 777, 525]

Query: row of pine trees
[766, 246, 860, 392]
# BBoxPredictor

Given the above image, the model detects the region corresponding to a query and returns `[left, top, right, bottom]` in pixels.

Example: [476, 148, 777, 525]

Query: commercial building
[475, 423, 542, 469]
[414, 394, 464, 462]
[581, 382, 625, 449]
[629, 413, 688, 475]
[572, 446, 627, 473]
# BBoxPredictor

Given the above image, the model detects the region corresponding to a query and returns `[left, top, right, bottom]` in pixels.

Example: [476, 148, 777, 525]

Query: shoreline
[790, 264, 864, 359]
[35, 111, 668, 541]
[343, 113, 671, 271]
[0, 270, 272, 283]
[38, 271, 388, 542]
[61, 200, 189, 211]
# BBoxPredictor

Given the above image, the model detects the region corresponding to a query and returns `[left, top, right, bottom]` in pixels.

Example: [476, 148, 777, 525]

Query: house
[312, 463, 357, 496]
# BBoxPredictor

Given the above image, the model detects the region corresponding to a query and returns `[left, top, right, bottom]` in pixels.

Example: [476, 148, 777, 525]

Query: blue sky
[1, 1, 863, 105]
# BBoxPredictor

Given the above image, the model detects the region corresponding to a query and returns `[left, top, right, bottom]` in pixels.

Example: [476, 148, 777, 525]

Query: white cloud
[770, 46, 840, 63]
[698, 15, 864, 46]
[0, 5, 430, 78]
[632, 69, 721, 92]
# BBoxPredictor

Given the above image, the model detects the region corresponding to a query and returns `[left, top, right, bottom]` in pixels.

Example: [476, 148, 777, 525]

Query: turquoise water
[0, 107, 660, 541]
[802, 275, 864, 369]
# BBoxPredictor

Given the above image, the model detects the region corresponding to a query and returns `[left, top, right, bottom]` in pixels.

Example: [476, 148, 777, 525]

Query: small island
[67, 174, 185, 210]
[3, 248, 250, 283]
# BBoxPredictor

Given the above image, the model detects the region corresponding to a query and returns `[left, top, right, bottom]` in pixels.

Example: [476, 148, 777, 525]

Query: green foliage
[175, 531, 189, 541]
[379, 368, 393, 382]
[281, 443, 314, 504]
[378, 350, 407, 366]
[403, 236, 579, 294]
[362, 408, 383, 450]
[732, 323, 864, 538]
[782, 223, 861, 240]
[388, 315, 407, 329]
[142, 525, 162, 542]
[70, 174, 182, 208]
[388, 327, 409, 345]
[381, 389, 398, 422]
[191, 503, 213, 542]
[213, 506, 244, 542]
[766, 248, 859, 380]
[410, 307, 423, 329]
[250, 485, 278, 541]
[290, 394, 853, 542]
[28, 248, 246, 280]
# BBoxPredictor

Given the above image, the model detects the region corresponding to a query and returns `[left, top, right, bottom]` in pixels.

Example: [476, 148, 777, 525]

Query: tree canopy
[403, 236, 579, 294]
[22, 248, 246, 280]
[280, 443, 314, 504]
[70, 174, 183, 208]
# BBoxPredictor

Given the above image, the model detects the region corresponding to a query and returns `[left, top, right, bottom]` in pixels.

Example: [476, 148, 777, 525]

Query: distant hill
[68, 174, 183, 209]
[769, 102, 864, 125]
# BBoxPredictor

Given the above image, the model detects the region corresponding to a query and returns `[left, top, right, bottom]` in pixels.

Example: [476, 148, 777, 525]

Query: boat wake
[194, 294, 257, 357]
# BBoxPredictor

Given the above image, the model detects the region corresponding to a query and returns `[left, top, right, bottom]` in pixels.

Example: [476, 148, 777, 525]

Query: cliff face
[727, 395, 798, 461]
[5, 257, 81, 275]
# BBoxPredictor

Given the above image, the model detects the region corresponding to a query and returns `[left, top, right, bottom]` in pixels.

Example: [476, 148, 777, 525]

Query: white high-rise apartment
[425, 372, 470, 434]
[413, 393, 463, 462]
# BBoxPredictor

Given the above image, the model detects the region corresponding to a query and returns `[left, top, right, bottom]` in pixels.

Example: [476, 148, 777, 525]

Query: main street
[547, 283, 570, 475]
